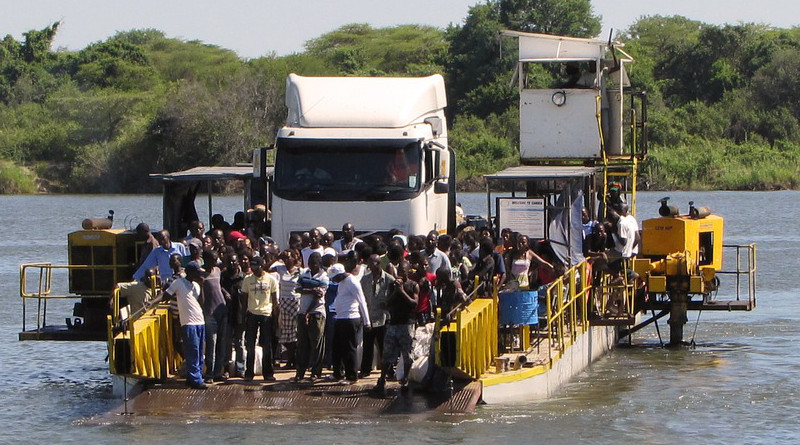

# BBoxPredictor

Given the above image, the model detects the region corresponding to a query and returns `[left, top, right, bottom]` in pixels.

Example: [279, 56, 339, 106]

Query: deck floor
[100, 368, 482, 422]
[483, 329, 571, 378]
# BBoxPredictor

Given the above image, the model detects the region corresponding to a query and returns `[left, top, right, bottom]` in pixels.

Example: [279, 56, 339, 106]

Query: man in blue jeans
[164, 261, 207, 389]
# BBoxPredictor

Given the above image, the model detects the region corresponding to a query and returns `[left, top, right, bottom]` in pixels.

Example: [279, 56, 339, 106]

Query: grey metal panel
[484, 165, 598, 180]
[150, 166, 273, 182]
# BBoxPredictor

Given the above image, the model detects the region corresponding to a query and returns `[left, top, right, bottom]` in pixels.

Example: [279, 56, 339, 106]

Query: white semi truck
[269, 74, 455, 245]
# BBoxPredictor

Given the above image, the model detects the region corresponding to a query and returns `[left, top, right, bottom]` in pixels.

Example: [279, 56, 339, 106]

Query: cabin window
[273, 138, 422, 201]
[698, 231, 713, 266]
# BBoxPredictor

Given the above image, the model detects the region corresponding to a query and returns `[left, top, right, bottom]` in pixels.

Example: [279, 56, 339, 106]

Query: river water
[0, 191, 796, 444]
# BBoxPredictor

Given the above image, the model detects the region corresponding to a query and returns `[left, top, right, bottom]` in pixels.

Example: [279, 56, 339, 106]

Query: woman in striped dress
[272, 249, 301, 368]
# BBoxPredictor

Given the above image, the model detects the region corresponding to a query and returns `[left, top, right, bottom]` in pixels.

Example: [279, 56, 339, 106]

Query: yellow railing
[720, 243, 757, 307]
[593, 259, 637, 319]
[20, 262, 117, 335]
[108, 289, 180, 379]
[439, 261, 594, 381]
[540, 261, 592, 360]
[438, 284, 498, 380]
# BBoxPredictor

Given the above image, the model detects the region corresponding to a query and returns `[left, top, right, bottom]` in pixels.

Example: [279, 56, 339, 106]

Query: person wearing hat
[164, 260, 207, 389]
[241, 256, 279, 381]
[186, 237, 204, 265]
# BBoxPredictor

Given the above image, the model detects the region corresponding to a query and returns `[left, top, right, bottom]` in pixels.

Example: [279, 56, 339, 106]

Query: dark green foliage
[450, 109, 519, 182]
[499, 0, 601, 37]
[305, 24, 447, 76]
[444, 3, 514, 118]
[643, 140, 800, 190]
[146, 71, 281, 174]
[0, 22, 64, 104]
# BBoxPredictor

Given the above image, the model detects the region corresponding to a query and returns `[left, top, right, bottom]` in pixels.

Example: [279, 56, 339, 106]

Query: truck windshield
[274, 139, 422, 201]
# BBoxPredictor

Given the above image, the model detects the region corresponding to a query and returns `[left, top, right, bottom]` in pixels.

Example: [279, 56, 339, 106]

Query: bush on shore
[643, 140, 800, 190]
[0, 161, 38, 194]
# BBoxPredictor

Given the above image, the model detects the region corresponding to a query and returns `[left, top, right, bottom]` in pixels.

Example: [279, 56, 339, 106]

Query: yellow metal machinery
[68, 229, 137, 294]
[632, 203, 756, 346]
[19, 222, 141, 341]
[67, 228, 138, 331]
[637, 213, 724, 291]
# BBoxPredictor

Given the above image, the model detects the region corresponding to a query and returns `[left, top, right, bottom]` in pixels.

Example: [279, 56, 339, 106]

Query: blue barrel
[498, 290, 539, 325]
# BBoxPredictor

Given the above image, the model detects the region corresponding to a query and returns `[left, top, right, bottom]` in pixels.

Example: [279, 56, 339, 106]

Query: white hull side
[481, 325, 617, 404]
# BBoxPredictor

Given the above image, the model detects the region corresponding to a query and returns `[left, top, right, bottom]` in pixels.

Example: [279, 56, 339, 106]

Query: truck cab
[271, 74, 454, 244]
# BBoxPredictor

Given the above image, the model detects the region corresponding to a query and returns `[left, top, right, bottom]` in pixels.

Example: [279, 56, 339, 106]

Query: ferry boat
[17, 31, 757, 417]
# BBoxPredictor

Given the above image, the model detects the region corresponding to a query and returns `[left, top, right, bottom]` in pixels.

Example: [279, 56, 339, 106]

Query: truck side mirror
[434, 181, 449, 194]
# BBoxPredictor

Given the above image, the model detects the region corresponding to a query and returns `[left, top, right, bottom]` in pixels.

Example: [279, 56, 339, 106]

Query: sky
[2, 0, 800, 59]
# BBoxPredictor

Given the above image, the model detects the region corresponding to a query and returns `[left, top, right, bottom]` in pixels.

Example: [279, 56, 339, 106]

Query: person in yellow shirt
[241, 256, 279, 381]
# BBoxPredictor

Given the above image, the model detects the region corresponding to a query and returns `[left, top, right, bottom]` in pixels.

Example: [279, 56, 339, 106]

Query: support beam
[667, 292, 689, 347]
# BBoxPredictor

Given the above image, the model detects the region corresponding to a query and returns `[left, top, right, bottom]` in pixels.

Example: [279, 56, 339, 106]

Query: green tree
[304, 24, 447, 76]
[499, 0, 601, 37]
[450, 112, 518, 182]
[0, 22, 63, 104]
[751, 47, 800, 119]
[64, 37, 160, 91]
[146, 70, 281, 174]
[445, 3, 515, 118]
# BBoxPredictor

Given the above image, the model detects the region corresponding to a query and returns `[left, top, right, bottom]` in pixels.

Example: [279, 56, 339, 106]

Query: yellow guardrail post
[545, 281, 553, 365]
[569, 268, 576, 343]
[107, 314, 116, 374]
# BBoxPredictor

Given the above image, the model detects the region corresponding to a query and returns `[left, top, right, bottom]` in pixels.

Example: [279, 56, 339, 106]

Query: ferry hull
[481, 325, 617, 404]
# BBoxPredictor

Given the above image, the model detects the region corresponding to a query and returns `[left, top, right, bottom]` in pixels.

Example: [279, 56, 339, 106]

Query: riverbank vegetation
[2, 1, 800, 193]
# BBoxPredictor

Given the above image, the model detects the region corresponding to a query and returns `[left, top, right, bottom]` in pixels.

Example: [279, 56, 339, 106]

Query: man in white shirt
[613, 204, 639, 259]
[300, 228, 325, 267]
[605, 204, 640, 315]
[331, 254, 371, 383]
[333, 222, 362, 255]
[164, 261, 206, 389]
[423, 230, 451, 276]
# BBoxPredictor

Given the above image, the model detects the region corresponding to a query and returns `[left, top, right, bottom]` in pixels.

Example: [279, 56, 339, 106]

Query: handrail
[20, 263, 53, 298]
[20, 262, 129, 335]
[541, 261, 592, 359]
[21, 262, 131, 297]
[593, 258, 637, 318]
[718, 243, 757, 307]
[440, 260, 593, 380]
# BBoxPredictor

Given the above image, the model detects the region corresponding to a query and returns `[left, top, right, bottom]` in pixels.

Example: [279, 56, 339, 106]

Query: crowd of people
[121, 195, 637, 391]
